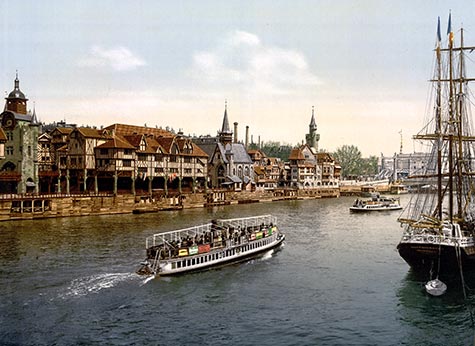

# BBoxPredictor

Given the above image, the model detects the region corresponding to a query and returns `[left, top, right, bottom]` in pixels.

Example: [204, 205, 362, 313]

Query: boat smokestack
[234, 122, 238, 143]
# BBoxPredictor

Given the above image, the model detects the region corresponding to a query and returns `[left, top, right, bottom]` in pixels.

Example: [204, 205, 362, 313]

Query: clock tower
[5, 72, 28, 115]
[0, 73, 39, 194]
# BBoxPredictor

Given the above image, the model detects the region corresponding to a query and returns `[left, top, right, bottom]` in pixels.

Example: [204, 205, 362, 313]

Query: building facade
[193, 104, 254, 190]
[0, 75, 39, 193]
[94, 124, 208, 195]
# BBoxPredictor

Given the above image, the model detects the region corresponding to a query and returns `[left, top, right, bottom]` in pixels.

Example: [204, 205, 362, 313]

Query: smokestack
[258, 135, 261, 149]
[245, 126, 249, 149]
[234, 122, 238, 143]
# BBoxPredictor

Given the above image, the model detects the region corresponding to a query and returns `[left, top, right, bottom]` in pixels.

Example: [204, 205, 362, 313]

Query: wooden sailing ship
[397, 14, 475, 273]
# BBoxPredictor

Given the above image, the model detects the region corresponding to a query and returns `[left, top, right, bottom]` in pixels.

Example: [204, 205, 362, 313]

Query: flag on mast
[437, 16, 441, 42]
[436, 16, 441, 58]
[447, 12, 454, 44]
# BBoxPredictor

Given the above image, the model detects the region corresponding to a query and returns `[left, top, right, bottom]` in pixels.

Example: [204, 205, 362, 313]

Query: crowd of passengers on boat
[147, 221, 276, 260]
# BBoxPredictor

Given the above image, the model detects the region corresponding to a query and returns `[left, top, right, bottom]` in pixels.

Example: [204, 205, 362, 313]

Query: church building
[193, 103, 254, 190]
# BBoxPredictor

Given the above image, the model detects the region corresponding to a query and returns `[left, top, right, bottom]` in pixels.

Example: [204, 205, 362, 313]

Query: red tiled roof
[190, 142, 208, 157]
[50, 127, 74, 135]
[288, 148, 305, 160]
[76, 127, 110, 139]
[105, 123, 175, 138]
[97, 135, 135, 149]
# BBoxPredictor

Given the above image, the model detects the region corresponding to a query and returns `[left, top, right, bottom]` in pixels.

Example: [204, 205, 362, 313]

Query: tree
[258, 141, 294, 161]
[361, 155, 379, 176]
[332, 145, 363, 178]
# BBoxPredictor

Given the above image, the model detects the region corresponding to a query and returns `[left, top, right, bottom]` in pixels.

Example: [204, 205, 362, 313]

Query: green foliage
[361, 155, 379, 176]
[258, 141, 294, 161]
[332, 145, 377, 178]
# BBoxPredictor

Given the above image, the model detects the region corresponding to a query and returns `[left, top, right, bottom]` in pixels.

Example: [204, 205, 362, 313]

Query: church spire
[219, 100, 233, 145]
[309, 106, 317, 130]
[221, 100, 231, 133]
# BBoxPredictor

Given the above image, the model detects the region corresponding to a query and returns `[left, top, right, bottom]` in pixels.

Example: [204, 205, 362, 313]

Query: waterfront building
[288, 144, 322, 188]
[58, 127, 112, 193]
[317, 152, 341, 188]
[377, 152, 431, 181]
[0, 74, 39, 193]
[94, 124, 208, 195]
[248, 149, 285, 191]
[193, 104, 254, 190]
[37, 126, 74, 193]
[285, 108, 340, 191]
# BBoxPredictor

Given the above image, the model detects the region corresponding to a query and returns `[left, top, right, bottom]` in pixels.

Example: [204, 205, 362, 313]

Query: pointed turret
[305, 106, 320, 152]
[218, 100, 233, 145]
[309, 106, 317, 130]
[31, 104, 38, 124]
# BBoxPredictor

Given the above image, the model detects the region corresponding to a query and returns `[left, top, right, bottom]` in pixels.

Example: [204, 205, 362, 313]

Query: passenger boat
[349, 193, 402, 212]
[397, 14, 475, 274]
[137, 214, 285, 276]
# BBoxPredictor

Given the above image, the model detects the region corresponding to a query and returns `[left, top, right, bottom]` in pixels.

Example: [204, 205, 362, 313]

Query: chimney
[245, 126, 249, 149]
[234, 122, 238, 143]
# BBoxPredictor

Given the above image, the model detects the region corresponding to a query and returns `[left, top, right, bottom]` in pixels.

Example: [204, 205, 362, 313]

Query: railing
[145, 214, 276, 248]
[0, 192, 114, 200]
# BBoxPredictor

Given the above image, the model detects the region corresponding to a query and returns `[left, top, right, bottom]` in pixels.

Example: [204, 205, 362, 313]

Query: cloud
[79, 45, 146, 71]
[189, 30, 320, 95]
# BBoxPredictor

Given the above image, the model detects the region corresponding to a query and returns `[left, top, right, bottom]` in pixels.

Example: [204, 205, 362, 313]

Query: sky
[1, 0, 475, 157]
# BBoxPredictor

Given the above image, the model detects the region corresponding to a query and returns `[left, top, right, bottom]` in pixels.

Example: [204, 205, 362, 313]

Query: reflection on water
[397, 270, 475, 345]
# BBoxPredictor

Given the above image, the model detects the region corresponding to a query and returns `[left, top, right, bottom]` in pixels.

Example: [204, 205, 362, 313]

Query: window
[123, 160, 132, 167]
[100, 148, 108, 155]
[6, 146, 13, 155]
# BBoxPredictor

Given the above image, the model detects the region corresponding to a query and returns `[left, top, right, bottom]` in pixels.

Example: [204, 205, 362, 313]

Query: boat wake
[59, 272, 142, 299]
[261, 249, 275, 260]
[140, 274, 156, 286]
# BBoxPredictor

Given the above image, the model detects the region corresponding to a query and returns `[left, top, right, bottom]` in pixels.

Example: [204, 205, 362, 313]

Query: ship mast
[436, 17, 443, 221]
[456, 27, 465, 220]
[448, 12, 454, 223]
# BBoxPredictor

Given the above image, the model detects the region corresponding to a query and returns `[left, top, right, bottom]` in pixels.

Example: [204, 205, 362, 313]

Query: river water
[1, 195, 475, 345]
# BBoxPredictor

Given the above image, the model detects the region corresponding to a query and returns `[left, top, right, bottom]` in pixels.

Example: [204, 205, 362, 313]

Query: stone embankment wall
[0, 188, 340, 221]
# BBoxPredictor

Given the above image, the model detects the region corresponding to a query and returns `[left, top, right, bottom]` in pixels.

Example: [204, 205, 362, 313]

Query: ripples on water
[1, 196, 475, 345]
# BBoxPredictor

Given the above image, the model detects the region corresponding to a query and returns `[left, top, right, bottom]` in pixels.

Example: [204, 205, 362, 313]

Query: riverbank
[0, 187, 340, 221]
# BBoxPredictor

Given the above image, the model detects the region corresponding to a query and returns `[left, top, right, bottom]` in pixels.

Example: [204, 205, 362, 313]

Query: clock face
[1, 112, 16, 130]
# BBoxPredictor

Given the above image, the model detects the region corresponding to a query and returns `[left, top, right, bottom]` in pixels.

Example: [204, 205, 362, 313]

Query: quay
[0, 187, 340, 222]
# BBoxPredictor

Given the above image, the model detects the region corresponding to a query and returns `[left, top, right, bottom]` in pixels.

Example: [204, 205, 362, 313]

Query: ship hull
[397, 242, 475, 272]
[159, 234, 285, 276]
